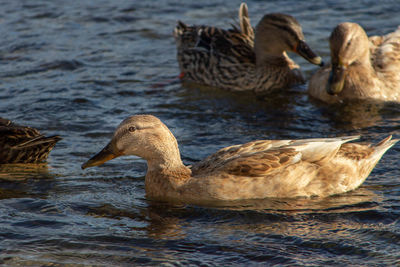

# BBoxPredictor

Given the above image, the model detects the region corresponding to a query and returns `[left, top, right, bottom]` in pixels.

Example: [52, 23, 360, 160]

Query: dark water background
[1, 0, 400, 265]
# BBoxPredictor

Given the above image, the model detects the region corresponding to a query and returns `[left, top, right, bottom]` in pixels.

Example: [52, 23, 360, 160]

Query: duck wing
[192, 136, 359, 177]
[191, 140, 292, 175]
[370, 26, 400, 86]
[175, 21, 254, 60]
[0, 118, 61, 163]
[213, 147, 302, 177]
[174, 2, 255, 61]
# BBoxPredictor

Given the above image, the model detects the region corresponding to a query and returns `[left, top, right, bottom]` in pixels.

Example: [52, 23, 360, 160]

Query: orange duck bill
[81, 142, 122, 169]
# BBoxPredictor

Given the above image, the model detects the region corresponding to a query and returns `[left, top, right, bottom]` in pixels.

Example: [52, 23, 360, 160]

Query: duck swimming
[174, 3, 323, 94]
[0, 117, 61, 164]
[308, 22, 400, 103]
[82, 115, 397, 202]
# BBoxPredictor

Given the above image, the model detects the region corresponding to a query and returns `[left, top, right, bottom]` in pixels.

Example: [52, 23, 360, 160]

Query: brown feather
[0, 118, 61, 164]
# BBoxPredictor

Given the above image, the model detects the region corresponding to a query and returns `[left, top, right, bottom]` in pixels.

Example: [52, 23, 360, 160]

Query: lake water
[1, 0, 399, 265]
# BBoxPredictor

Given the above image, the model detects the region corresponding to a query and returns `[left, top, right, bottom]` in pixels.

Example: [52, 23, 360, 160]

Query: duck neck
[146, 150, 187, 174]
[254, 32, 289, 68]
[255, 51, 293, 69]
[144, 144, 191, 198]
[345, 61, 379, 95]
[348, 48, 376, 79]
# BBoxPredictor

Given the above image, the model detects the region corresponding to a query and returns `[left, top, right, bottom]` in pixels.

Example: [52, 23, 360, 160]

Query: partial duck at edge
[309, 22, 400, 103]
[0, 118, 61, 164]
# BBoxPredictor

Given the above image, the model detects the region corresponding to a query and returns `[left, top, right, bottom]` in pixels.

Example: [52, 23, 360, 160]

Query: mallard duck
[81, 115, 397, 202]
[0, 118, 61, 164]
[309, 22, 400, 103]
[174, 3, 323, 94]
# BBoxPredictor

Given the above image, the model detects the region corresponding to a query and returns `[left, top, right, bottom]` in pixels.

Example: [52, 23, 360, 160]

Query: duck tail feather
[238, 3, 253, 37]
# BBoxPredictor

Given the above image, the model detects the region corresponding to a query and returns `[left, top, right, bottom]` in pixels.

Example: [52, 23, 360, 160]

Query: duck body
[309, 22, 400, 103]
[0, 118, 61, 164]
[82, 115, 397, 202]
[174, 3, 322, 94]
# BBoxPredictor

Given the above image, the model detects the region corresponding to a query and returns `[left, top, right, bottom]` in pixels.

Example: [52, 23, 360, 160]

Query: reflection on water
[313, 98, 400, 130]
[211, 188, 382, 212]
[0, 164, 52, 181]
[0, 164, 56, 201]
[0, 0, 399, 265]
[80, 188, 382, 242]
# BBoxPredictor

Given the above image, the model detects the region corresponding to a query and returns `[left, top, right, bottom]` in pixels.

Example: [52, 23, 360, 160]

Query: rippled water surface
[1, 0, 400, 265]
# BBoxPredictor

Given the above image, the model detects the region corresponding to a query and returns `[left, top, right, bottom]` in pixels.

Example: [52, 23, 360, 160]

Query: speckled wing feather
[200, 27, 254, 62]
[173, 14, 257, 91]
[337, 143, 374, 160]
[174, 3, 254, 58]
[214, 148, 301, 177]
[191, 140, 292, 175]
[175, 21, 254, 62]
[337, 135, 397, 162]
[192, 136, 360, 177]
[370, 26, 400, 87]
[0, 118, 61, 164]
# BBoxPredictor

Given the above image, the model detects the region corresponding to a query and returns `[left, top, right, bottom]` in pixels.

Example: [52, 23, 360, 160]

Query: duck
[0, 117, 61, 164]
[308, 22, 400, 103]
[173, 3, 323, 95]
[81, 114, 397, 202]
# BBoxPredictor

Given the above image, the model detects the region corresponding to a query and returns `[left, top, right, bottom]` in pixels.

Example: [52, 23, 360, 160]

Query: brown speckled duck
[0, 118, 61, 164]
[309, 22, 400, 103]
[82, 115, 397, 202]
[174, 3, 323, 94]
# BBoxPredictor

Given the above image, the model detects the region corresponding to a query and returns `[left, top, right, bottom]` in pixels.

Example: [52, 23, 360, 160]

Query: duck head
[254, 13, 323, 66]
[327, 22, 370, 95]
[82, 115, 181, 169]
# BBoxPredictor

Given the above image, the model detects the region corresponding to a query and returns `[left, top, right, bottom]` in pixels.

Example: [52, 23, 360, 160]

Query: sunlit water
[1, 0, 399, 265]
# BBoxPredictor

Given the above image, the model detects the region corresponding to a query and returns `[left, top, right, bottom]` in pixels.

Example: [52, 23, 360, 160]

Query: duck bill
[326, 64, 346, 95]
[81, 142, 120, 169]
[295, 40, 324, 66]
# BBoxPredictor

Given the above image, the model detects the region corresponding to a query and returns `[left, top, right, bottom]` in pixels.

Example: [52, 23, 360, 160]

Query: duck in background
[0, 117, 61, 164]
[174, 3, 323, 95]
[309, 22, 400, 103]
[82, 115, 397, 203]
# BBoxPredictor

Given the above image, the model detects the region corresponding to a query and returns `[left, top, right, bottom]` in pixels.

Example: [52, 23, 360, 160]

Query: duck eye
[128, 126, 136, 132]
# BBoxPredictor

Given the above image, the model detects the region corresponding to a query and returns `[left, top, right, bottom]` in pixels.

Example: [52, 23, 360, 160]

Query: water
[1, 0, 400, 265]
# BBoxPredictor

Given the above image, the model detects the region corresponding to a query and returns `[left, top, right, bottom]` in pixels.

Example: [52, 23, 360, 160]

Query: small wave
[113, 16, 138, 23]
[12, 219, 69, 229]
[1, 60, 85, 79]
[29, 12, 62, 19]
[38, 60, 84, 71]
[7, 42, 46, 53]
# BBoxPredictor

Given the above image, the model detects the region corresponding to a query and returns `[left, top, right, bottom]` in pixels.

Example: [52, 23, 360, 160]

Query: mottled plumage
[82, 115, 397, 202]
[309, 22, 400, 103]
[174, 3, 322, 94]
[0, 118, 61, 164]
